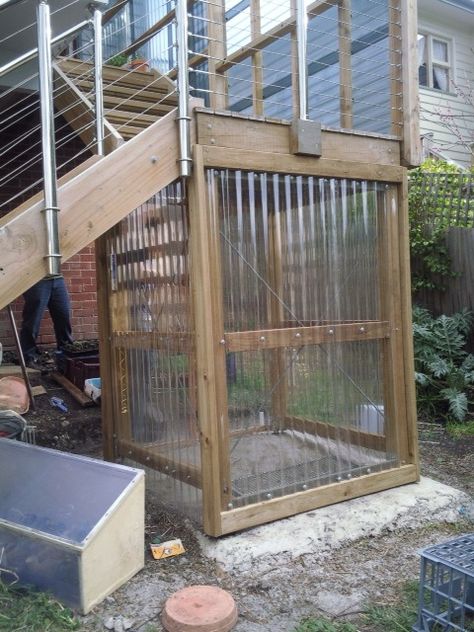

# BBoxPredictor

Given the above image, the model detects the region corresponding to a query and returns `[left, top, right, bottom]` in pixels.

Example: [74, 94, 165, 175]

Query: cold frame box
[0, 439, 145, 613]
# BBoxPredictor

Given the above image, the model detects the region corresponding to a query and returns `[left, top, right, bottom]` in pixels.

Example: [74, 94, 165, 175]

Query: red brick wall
[0, 95, 98, 353]
[0, 246, 98, 352]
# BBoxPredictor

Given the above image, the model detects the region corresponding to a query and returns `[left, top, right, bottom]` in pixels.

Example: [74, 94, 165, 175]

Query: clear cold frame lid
[0, 438, 141, 544]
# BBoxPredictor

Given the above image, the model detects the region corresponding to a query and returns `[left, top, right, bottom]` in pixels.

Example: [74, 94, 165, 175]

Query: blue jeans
[20, 278, 73, 360]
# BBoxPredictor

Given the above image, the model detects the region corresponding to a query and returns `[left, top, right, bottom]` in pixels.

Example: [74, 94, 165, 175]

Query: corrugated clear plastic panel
[211, 169, 396, 508]
[106, 182, 201, 521]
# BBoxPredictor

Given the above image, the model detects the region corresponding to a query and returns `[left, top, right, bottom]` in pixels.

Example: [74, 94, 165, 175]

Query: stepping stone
[162, 585, 238, 632]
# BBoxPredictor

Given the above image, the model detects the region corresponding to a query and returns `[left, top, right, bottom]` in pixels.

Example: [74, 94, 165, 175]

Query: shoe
[24, 352, 54, 372]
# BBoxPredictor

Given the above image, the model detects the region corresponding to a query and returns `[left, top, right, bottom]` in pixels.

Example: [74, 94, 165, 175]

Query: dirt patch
[5, 369, 474, 631]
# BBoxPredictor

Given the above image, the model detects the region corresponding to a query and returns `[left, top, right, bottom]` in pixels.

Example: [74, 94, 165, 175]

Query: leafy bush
[413, 306, 474, 422]
[106, 53, 128, 67]
[408, 159, 462, 293]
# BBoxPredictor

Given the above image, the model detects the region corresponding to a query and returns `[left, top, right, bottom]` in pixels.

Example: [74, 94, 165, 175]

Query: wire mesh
[106, 180, 202, 521]
[211, 168, 397, 508]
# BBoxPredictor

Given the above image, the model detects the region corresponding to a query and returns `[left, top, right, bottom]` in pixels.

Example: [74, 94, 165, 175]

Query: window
[418, 33, 452, 92]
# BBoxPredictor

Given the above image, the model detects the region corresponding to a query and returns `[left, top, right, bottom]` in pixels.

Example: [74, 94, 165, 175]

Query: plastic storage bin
[413, 534, 474, 632]
[0, 439, 145, 613]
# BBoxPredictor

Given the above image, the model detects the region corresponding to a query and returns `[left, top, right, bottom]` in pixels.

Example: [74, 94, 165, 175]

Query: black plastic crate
[413, 534, 474, 632]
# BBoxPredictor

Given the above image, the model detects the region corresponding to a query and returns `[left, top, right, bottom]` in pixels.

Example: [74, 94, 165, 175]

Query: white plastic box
[0, 439, 145, 613]
[84, 377, 101, 403]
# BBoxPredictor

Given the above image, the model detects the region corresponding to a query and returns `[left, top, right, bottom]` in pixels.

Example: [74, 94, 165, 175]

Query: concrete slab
[196, 477, 473, 574]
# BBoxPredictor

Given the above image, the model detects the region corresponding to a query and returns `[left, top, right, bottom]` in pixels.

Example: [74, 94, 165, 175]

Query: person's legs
[20, 280, 52, 360]
[48, 277, 73, 348]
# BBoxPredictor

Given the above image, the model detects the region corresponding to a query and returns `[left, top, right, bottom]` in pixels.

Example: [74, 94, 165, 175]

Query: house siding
[418, 11, 474, 167]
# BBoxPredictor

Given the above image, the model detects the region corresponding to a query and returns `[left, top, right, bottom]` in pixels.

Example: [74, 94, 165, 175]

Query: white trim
[418, 29, 454, 93]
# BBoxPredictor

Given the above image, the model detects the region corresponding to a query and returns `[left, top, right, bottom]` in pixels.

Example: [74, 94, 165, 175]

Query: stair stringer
[0, 106, 182, 310]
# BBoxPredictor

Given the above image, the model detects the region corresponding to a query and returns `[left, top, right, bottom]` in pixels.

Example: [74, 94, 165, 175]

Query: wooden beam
[201, 145, 404, 182]
[224, 321, 390, 352]
[188, 146, 230, 536]
[0, 106, 183, 309]
[251, 0, 264, 116]
[118, 439, 202, 488]
[51, 372, 95, 407]
[338, 0, 353, 129]
[195, 110, 401, 165]
[219, 464, 417, 534]
[96, 234, 116, 460]
[400, 0, 421, 166]
[283, 415, 386, 452]
[397, 177, 419, 475]
[389, 0, 403, 138]
[207, 0, 228, 109]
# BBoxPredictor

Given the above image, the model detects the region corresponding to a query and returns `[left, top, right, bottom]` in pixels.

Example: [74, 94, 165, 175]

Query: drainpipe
[176, 0, 192, 177]
[91, 3, 105, 156]
[37, 0, 61, 276]
[296, 0, 308, 120]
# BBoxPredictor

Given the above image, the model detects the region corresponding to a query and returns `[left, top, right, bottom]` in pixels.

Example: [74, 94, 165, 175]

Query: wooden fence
[410, 171, 474, 317]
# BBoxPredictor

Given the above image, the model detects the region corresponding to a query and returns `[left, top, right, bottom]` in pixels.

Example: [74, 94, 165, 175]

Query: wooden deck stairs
[0, 60, 183, 310]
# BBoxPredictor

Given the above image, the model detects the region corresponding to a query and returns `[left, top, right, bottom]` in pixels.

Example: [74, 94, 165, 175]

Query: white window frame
[418, 31, 454, 93]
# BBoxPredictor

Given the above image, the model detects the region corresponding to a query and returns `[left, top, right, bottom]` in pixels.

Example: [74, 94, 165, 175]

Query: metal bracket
[290, 119, 322, 157]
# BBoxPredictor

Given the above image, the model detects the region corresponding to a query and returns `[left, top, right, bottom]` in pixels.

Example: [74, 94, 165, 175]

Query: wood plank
[207, 0, 228, 109]
[118, 439, 202, 488]
[188, 146, 229, 536]
[0, 106, 183, 309]
[251, 0, 264, 116]
[219, 464, 417, 534]
[202, 145, 404, 183]
[58, 57, 175, 93]
[224, 321, 390, 352]
[51, 372, 95, 407]
[195, 111, 401, 165]
[31, 385, 47, 396]
[397, 177, 419, 475]
[400, 0, 421, 167]
[283, 415, 386, 452]
[95, 233, 116, 461]
[338, 0, 353, 129]
[389, 0, 403, 138]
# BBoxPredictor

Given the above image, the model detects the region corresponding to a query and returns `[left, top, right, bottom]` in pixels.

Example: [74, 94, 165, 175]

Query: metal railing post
[91, 5, 105, 156]
[37, 0, 61, 276]
[176, 0, 192, 177]
[296, 0, 308, 120]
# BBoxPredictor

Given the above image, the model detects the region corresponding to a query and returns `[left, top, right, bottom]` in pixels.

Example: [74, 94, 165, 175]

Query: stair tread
[102, 96, 176, 115]
[57, 57, 175, 94]
[105, 109, 158, 124]
[76, 78, 177, 101]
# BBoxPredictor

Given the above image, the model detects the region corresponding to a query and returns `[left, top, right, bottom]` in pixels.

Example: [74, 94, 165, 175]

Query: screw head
[260, 336, 266, 342]
[328, 329, 334, 335]
[227, 502, 234, 509]
[359, 327, 365, 333]
[266, 493, 272, 499]
[295, 332, 301, 338]
[302, 484, 308, 490]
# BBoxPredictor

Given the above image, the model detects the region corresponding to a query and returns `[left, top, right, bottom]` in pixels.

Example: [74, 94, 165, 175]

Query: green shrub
[106, 53, 128, 67]
[408, 159, 462, 293]
[413, 306, 474, 422]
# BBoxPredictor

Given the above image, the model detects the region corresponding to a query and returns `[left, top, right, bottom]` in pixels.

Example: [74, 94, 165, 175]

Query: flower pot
[129, 59, 149, 73]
